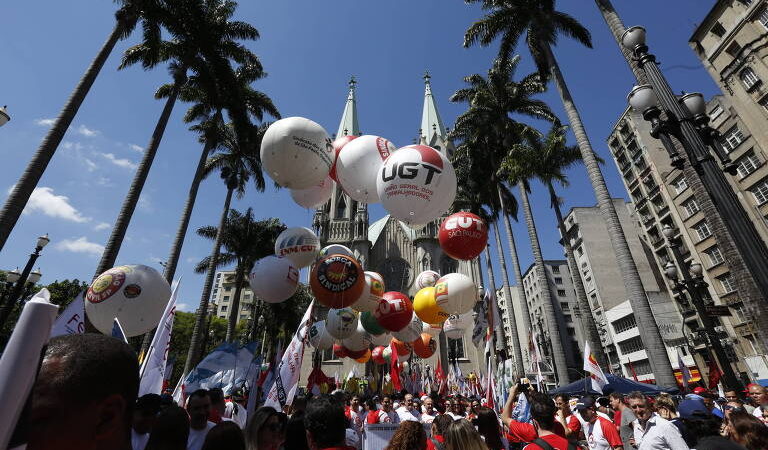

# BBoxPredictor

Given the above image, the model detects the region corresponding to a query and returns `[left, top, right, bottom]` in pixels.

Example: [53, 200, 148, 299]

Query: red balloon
[329, 135, 358, 182]
[438, 212, 488, 260]
[412, 333, 437, 358]
[390, 337, 412, 356]
[333, 343, 348, 359]
[311, 254, 365, 309]
[346, 347, 368, 359]
[371, 346, 387, 365]
[374, 292, 414, 332]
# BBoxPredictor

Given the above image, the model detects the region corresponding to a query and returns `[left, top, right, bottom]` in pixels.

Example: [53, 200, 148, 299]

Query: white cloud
[35, 118, 55, 126]
[61, 141, 84, 151]
[176, 303, 190, 311]
[129, 144, 144, 153]
[95, 176, 113, 187]
[55, 237, 104, 256]
[84, 158, 97, 172]
[98, 152, 137, 170]
[138, 194, 153, 212]
[76, 124, 99, 137]
[93, 222, 110, 231]
[15, 186, 90, 223]
[185, 256, 199, 264]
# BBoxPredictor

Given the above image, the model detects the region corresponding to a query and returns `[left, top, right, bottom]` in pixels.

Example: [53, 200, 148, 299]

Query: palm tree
[450, 56, 557, 378]
[194, 210, 285, 341]
[183, 121, 270, 375]
[503, 125, 609, 369]
[94, 0, 262, 277]
[0, 1, 149, 251]
[464, 0, 676, 386]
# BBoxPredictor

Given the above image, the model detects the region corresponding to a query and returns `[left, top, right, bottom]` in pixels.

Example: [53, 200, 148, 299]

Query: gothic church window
[336, 196, 347, 218]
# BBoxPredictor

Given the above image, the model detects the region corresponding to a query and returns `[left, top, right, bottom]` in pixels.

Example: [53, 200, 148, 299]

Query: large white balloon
[392, 313, 423, 343]
[335, 135, 396, 203]
[415, 270, 440, 289]
[422, 322, 442, 336]
[317, 244, 354, 261]
[377, 145, 456, 225]
[274, 227, 320, 269]
[249, 256, 299, 303]
[370, 332, 392, 347]
[342, 322, 372, 352]
[308, 320, 335, 350]
[290, 177, 334, 208]
[85, 265, 171, 337]
[326, 308, 359, 340]
[260, 117, 333, 189]
[443, 312, 472, 339]
[353, 271, 385, 313]
[433, 273, 476, 315]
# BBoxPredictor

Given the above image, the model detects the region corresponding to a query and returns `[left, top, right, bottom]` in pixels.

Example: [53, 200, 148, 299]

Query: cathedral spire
[419, 71, 453, 155]
[337, 76, 360, 138]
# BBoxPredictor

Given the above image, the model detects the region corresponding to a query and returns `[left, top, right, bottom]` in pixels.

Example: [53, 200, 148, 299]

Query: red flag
[306, 365, 332, 394]
[707, 358, 722, 389]
[628, 359, 639, 381]
[436, 359, 447, 396]
[391, 339, 402, 391]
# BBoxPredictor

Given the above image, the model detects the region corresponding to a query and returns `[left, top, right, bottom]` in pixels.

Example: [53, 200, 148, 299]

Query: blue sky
[0, 1, 720, 312]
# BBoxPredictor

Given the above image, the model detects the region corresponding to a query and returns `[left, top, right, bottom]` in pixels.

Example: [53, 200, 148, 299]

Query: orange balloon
[412, 333, 437, 358]
[310, 254, 365, 308]
[390, 337, 412, 356]
[355, 348, 372, 363]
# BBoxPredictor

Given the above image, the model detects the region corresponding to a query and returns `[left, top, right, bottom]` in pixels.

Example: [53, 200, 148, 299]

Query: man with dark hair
[677, 398, 744, 450]
[554, 394, 582, 442]
[427, 414, 453, 450]
[304, 394, 352, 450]
[609, 392, 635, 450]
[207, 388, 225, 424]
[502, 388, 568, 448]
[626, 391, 687, 450]
[27, 333, 140, 450]
[574, 396, 622, 450]
[185, 389, 214, 450]
[132, 393, 161, 450]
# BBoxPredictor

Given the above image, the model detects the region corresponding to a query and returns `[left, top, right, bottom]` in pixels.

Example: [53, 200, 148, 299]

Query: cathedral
[298, 75, 486, 387]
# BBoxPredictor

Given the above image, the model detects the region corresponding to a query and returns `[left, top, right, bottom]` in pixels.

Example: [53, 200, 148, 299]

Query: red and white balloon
[335, 135, 396, 203]
[439, 212, 488, 260]
[329, 135, 357, 182]
[374, 291, 414, 332]
[274, 227, 320, 269]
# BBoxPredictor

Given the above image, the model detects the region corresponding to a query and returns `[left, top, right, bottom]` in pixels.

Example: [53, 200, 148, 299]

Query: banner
[139, 282, 179, 396]
[49, 291, 85, 337]
[583, 341, 608, 394]
[363, 423, 431, 450]
[184, 343, 257, 395]
[111, 318, 129, 344]
[264, 300, 315, 409]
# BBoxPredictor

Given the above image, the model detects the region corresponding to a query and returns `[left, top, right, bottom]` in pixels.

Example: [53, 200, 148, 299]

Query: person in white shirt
[574, 397, 623, 450]
[397, 394, 422, 422]
[132, 394, 162, 450]
[371, 396, 400, 423]
[627, 392, 689, 450]
[447, 397, 466, 420]
[421, 397, 438, 424]
[747, 384, 768, 419]
[395, 394, 414, 414]
[186, 390, 216, 450]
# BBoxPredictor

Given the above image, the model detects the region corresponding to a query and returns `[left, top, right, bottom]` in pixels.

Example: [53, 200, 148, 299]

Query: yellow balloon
[355, 348, 371, 363]
[413, 287, 447, 324]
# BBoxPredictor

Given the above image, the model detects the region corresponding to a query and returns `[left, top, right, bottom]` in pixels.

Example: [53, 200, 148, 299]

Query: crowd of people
[19, 334, 768, 450]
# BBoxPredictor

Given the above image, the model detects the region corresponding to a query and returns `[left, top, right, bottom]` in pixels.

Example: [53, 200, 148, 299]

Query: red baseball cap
[692, 387, 708, 395]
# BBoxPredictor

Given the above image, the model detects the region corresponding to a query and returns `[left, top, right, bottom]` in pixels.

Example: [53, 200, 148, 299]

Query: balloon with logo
[415, 270, 440, 289]
[360, 311, 385, 335]
[374, 292, 414, 332]
[382, 346, 392, 364]
[354, 348, 371, 363]
[317, 244, 354, 261]
[353, 271, 385, 313]
[377, 145, 457, 225]
[329, 135, 357, 182]
[433, 273, 476, 315]
[333, 343, 348, 359]
[249, 256, 299, 303]
[308, 320, 335, 350]
[311, 254, 365, 308]
[370, 331, 392, 347]
[336, 135, 396, 203]
[290, 176, 334, 209]
[439, 212, 488, 260]
[325, 307, 358, 340]
[371, 346, 387, 365]
[443, 312, 471, 339]
[392, 313, 423, 343]
[342, 322, 371, 352]
[413, 286, 447, 324]
[260, 117, 333, 189]
[274, 227, 320, 269]
[412, 333, 437, 359]
[390, 337, 412, 356]
[85, 265, 171, 337]
[422, 322, 442, 336]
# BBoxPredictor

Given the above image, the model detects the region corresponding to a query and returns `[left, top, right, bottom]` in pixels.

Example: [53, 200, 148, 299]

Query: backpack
[530, 437, 579, 450]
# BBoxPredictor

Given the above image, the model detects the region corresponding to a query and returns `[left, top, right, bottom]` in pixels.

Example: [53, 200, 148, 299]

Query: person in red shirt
[501, 385, 567, 447]
[553, 394, 582, 442]
[426, 414, 453, 450]
[573, 397, 622, 450]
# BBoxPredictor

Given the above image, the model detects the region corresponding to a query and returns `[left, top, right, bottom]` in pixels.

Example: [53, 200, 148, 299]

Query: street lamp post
[0, 268, 21, 307]
[0, 234, 49, 328]
[623, 26, 768, 318]
[662, 224, 742, 390]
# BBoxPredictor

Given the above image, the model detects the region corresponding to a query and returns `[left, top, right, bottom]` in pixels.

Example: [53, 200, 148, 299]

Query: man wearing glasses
[627, 392, 689, 450]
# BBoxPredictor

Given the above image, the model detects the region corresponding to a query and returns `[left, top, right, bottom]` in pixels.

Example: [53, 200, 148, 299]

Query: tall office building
[212, 270, 255, 322]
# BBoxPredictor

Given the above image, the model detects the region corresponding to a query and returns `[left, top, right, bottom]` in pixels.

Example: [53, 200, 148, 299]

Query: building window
[558, 290, 567, 297]
[726, 41, 743, 58]
[709, 104, 724, 121]
[552, 266, 560, 274]
[682, 198, 700, 218]
[736, 151, 761, 178]
[719, 273, 737, 293]
[721, 126, 745, 153]
[612, 314, 638, 334]
[759, 7, 768, 29]
[618, 336, 644, 354]
[221, 305, 228, 312]
[560, 302, 570, 311]
[750, 179, 768, 205]
[760, 95, 768, 112]
[554, 277, 563, 285]
[732, 303, 747, 324]
[627, 359, 653, 376]
[244, 294, 251, 300]
[225, 287, 232, 292]
[706, 246, 725, 267]
[448, 337, 466, 359]
[673, 176, 688, 194]
[740, 67, 761, 90]
[710, 22, 726, 37]
[223, 296, 230, 302]
[693, 221, 712, 241]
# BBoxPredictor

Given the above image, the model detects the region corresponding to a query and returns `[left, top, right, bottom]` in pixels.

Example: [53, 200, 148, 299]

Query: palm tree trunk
[547, 181, 609, 370]
[542, 43, 676, 387]
[93, 82, 181, 278]
[490, 218, 525, 376]
[183, 186, 234, 375]
[484, 243, 513, 361]
[518, 181, 571, 384]
[225, 264, 246, 342]
[0, 19, 129, 251]
[498, 188, 533, 368]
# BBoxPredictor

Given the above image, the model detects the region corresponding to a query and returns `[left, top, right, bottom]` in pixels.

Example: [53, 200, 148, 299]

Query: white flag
[264, 300, 314, 410]
[49, 291, 85, 338]
[138, 281, 179, 396]
[583, 341, 608, 394]
[677, 348, 692, 391]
